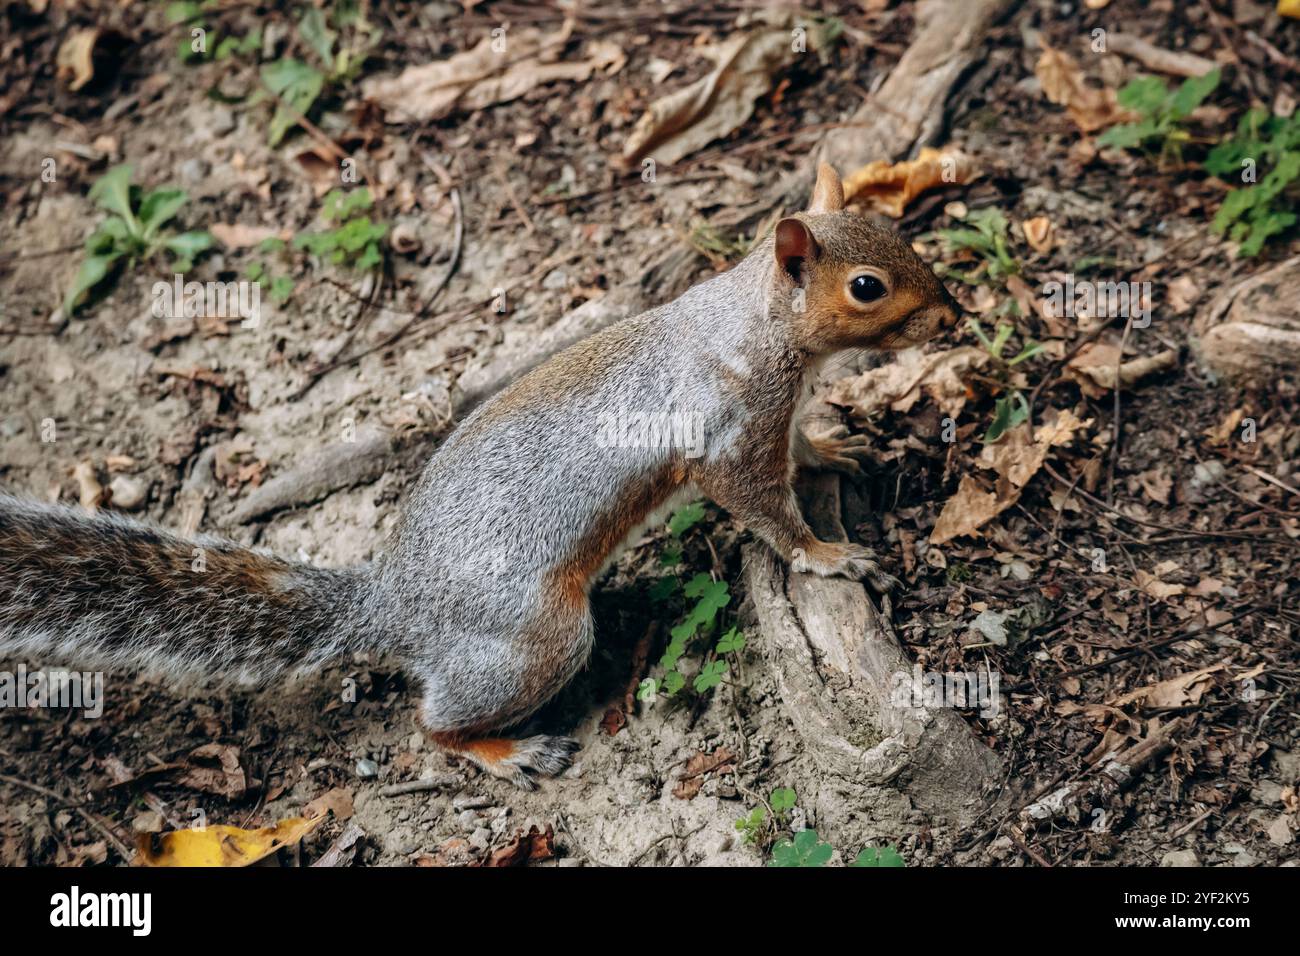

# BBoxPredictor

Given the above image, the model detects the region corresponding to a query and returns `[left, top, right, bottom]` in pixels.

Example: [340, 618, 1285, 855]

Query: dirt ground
[1, 0, 1298, 867]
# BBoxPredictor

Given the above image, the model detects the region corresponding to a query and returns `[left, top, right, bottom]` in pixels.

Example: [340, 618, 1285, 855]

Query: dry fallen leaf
[1167, 275, 1201, 314]
[1035, 44, 1133, 133]
[210, 223, 283, 250]
[931, 409, 1089, 544]
[1134, 569, 1186, 602]
[486, 825, 556, 867]
[1066, 343, 1178, 398]
[304, 787, 354, 822]
[928, 476, 1006, 548]
[415, 837, 475, 867]
[1136, 466, 1172, 505]
[1022, 216, 1055, 253]
[363, 21, 623, 124]
[56, 29, 100, 91]
[176, 743, 248, 799]
[673, 746, 736, 800]
[843, 146, 979, 218]
[72, 460, 103, 512]
[828, 346, 990, 421]
[293, 146, 342, 198]
[135, 816, 326, 867]
[621, 18, 809, 167]
[599, 706, 627, 736]
[1205, 407, 1246, 445]
[1111, 663, 1225, 708]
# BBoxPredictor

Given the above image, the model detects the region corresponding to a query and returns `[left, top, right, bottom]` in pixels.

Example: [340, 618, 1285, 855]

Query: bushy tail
[0, 493, 368, 686]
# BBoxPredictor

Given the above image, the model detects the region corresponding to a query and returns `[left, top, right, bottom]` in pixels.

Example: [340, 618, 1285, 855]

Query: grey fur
[0, 205, 955, 785]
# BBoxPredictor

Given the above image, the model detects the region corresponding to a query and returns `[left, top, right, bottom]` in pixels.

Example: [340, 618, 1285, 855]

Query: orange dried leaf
[843, 146, 978, 218]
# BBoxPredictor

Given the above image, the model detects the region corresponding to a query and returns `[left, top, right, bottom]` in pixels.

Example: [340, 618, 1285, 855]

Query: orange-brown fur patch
[796, 254, 927, 352]
[798, 537, 849, 566]
[549, 460, 689, 609]
[427, 731, 519, 765]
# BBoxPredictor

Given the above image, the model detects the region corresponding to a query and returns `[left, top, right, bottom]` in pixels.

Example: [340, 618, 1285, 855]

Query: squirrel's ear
[775, 217, 819, 282]
[808, 162, 845, 214]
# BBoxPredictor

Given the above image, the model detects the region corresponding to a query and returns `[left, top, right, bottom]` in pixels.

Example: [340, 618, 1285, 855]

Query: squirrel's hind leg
[426, 731, 579, 791]
[419, 593, 594, 790]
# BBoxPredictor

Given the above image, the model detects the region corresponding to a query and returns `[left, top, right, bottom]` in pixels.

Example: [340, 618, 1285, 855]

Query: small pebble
[131, 810, 164, 834]
[355, 758, 379, 779]
[108, 475, 146, 511]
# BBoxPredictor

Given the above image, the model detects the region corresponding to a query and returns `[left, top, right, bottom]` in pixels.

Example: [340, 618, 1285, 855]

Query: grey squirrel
[0, 164, 960, 788]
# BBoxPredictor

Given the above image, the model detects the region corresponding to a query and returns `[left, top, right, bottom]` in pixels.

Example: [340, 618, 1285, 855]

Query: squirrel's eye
[850, 274, 886, 303]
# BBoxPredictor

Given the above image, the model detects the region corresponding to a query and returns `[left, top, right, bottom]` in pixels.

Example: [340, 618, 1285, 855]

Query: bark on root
[746, 444, 1001, 823]
[1191, 255, 1300, 385]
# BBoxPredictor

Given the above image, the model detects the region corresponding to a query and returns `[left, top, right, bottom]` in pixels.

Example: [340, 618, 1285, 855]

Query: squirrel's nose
[939, 283, 965, 329]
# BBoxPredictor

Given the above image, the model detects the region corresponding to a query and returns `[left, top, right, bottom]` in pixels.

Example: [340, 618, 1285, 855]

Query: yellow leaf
[1280, 0, 1300, 20]
[135, 816, 326, 868]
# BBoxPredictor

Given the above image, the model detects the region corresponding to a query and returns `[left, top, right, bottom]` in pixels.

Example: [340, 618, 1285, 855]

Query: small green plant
[929, 208, 1020, 285]
[769, 832, 906, 867]
[257, 3, 382, 145]
[65, 165, 212, 313]
[945, 560, 974, 584]
[736, 787, 907, 866]
[851, 845, 906, 867]
[637, 502, 746, 703]
[770, 829, 834, 867]
[294, 187, 387, 270]
[966, 316, 1042, 444]
[1097, 69, 1221, 164]
[167, 2, 261, 63]
[735, 806, 766, 845]
[769, 787, 796, 817]
[735, 787, 798, 845]
[241, 188, 385, 307]
[259, 57, 326, 147]
[1205, 107, 1300, 256]
[244, 238, 296, 306]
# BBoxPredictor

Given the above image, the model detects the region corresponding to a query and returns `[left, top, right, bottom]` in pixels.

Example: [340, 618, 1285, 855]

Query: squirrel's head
[770, 163, 961, 354]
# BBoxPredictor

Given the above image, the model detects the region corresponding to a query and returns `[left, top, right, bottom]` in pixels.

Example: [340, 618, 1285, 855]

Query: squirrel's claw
[792, 542, 899, 593]
[495, 735, 580, 790]
[803, 426, 875, 476]
[429, 732, 579, 790]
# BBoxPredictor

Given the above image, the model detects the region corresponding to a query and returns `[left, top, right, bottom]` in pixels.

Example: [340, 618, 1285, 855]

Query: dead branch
[1106, 34, 1218, 77]
[1020, 718, 1184, 829]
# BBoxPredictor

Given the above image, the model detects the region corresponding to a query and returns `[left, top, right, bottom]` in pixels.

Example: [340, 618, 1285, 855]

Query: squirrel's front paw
[803, 426, 874, 476]
[792, 541, 900, 593]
